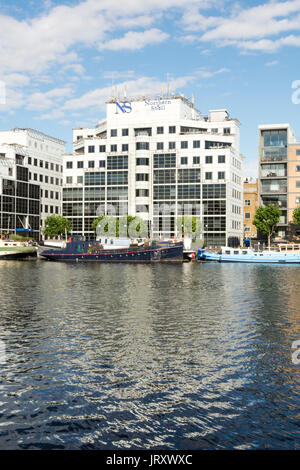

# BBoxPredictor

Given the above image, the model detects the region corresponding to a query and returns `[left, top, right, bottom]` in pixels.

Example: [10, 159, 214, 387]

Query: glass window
[205, 155, 212, 164]
[218, 171, 225, 179]
[110, 144, 117, 152]
[169, 126, 176, 134]
[99, 160, 105, 168]
[157, 142, 164, 150]
[205, 172, 212, 180]
[66, 161, 73, 169]
[77, 161, 84, 168]
[157, 126, 164, 134]
[169, 142, 175, 150]
[77, 176, 83, 184]
[218, 155, 225, 163]
[245, 212, 251, 219]
[296, 165, 300, 171]
[193, 156, 200, 164]
[193, 140, 200, 148]
[181, 141, 188, 149]
[99, 145, 106, 152]
[181, 157, 188, 165]
[122, 128, 128, 136]
[111, 129, 117, 137]
[88, 146, 95, 153]
[136, 142, 149, 150]
[88, 161, 95, 168]
[122, 144, 128, 152]
[244, 200, 250, 205]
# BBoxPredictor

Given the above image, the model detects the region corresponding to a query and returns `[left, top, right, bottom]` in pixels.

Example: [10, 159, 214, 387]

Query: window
[205, 155, 213, 164]
[51, 163, 54, 171]
[245, 212, 251, 219]
[169, 126, 176, 134]
[55, 192, 59, 200]
[296, 197, 300, 204]
[193, 156, 200, 164]
[34, 159, 38, 166]
[99, 145, 106, 152]
[50, 191, 54, 199]
[122, 128, 129, 136]
[88, 146, 95, 153]
[181, 141, 188, 149]
[157, 142, 164, 150]
[211, 128, 218, 134]
[218, 155, 225, 163]
[245, 200, 251, 206]
[77, 161, 84, 168]
[181, 157, 188, 165]
[40, 160, 43, 168]
[169, 142, 175, 150]
[157, 126, 164, 134]
[223, 128, 231, 135]
[296, 149, 300, 156]
[218, 171, 225, 179]
[66, 161, 73, 169]
[66, 176, 73, 184]
[136, 189, 149, 197]
[136, 174, 149, 181]
[296, 165, 300, 171]
[122, 144, 128, 152]
[45, 176, 49, 183]
[28, 157, 32, 165]
[99, 160, 105, 168]
[77, 176, 83, 184]
[111, 129, 117, 137]
[193, 140, 200, 148]
[56, 164, 59, 172]
[296, 181, 300, 188]
[136, 158, 149, 166]
[110, 144, 117, 152]
[45, 162, 49, 169]
[56, 178, 59, 185]
[88, 161, 95, 168]
[244, 226, 250, 232]
[136, 142, 149, 150]
[39, 174, 43, 182]
[45, 190, 49, 198]
[205, 172, 212, 180]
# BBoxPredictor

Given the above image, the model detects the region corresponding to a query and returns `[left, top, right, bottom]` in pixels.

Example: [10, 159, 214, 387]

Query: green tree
[292, 207, 300, 226]
[176, 215, 202, 238]
[253, 204, 281, 249]
[43, 215, 71, 238]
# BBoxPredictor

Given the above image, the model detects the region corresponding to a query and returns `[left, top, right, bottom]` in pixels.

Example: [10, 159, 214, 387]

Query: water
[0, 260, 299, 450]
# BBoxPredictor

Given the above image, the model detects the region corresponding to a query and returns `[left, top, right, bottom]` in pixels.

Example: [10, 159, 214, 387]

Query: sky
[1, 0, 300, 177]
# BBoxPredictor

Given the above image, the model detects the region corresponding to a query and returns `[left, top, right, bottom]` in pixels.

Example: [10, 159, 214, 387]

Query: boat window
[225, 250, 231, 254]
[234, 251, 239, 255]
[110, 240, 114, 244]
[105, 239, 107, 244]
[260, 254, 263, 256]
[242, 251, 248, 255]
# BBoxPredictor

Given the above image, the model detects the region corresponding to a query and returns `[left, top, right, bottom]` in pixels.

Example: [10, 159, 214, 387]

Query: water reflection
[0, 261, 299, 449]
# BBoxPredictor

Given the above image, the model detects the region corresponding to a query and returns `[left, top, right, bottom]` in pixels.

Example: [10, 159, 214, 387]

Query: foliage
[42, 215, 71, 238]
[253, 204, 281, 247]
[292, 207, 300, 226]
[9, 234, 33, 241]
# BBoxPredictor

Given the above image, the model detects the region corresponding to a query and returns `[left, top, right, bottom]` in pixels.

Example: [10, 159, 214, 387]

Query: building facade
[0, 128, 66, 236]
[243, 177, 258, 239]
[63, 95, 243, 246]
[258, 124, 300, 240]
[0, 144, 40, 239]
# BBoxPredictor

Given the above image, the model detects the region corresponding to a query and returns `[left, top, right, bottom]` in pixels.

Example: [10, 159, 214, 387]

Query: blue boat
[41, 236, 183, 262]
[197, 245, 300, 264]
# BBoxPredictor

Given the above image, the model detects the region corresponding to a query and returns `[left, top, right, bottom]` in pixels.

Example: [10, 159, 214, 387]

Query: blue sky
[1, 0, 300, 177]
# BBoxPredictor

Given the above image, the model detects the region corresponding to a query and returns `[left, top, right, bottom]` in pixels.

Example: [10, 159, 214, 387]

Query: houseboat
[40, 235, 183, 262]
[197, 244, 300, 264]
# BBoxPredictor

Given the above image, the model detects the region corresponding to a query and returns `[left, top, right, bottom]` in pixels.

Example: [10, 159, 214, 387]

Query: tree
[43, 215, 71, 239]
[293, 207, 300, 226]
[176, 215, 202, 238]
[253, 204, 281, 249]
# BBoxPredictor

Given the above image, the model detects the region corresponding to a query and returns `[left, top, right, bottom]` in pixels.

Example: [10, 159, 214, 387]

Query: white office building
[63, 95, 243, 246]
[0, 128, 66, 237]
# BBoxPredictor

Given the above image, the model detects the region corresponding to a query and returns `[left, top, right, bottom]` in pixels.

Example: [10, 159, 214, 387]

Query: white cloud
[27, 87, 73, 111]
[98, 29, 169, 51]
[265, 60, 279, 66]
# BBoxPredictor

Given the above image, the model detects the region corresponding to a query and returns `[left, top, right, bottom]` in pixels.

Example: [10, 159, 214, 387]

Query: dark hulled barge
[40, 236, 183, 262]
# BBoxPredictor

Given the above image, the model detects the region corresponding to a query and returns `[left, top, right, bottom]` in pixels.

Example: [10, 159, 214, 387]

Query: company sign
[145, 99, 171, 111]
[115, 102, 132, 114]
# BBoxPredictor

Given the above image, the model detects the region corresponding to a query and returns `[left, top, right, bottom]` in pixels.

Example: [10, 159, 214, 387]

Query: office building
[63, 95, 243, 246]
[243, 177, 258, 239]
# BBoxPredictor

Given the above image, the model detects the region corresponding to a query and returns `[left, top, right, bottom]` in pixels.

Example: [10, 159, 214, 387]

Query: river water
[0, 260, 299, 449]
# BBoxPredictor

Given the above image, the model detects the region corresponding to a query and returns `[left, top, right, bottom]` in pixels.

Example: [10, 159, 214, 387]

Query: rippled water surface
[0, 260, 299, 449]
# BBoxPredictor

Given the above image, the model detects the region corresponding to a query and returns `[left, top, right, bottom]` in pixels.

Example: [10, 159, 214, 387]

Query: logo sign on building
[145, 99, 171, 111]
[115, 102, 132, 114]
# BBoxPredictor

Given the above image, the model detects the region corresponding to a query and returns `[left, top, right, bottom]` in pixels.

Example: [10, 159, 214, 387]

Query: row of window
[30, 173, 61, 186]
[101, 126, 231, 138]
[40, 189, 60, 200]
[27, 157, 62, 173]
[41, 205, 60, 214]
[86, 141, 229, 153]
